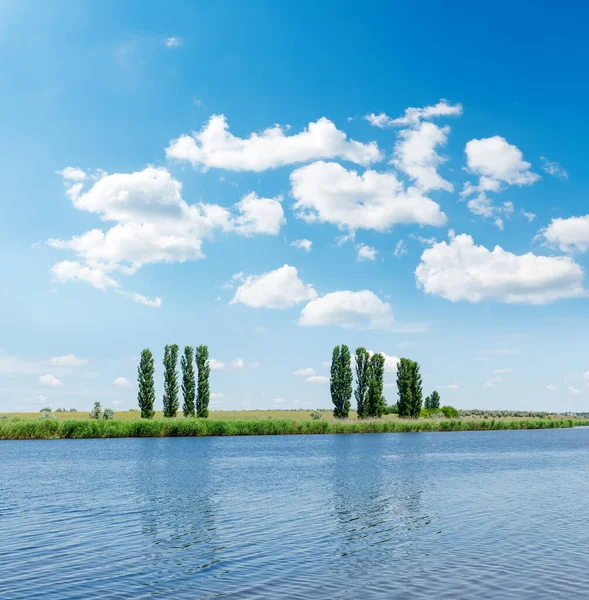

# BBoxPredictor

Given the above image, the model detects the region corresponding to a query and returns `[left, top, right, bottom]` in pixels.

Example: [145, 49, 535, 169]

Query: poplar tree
[367, 352, 386, 418]
[181, 346, 196, 417]
[409, 360, 423, 418]
[196, 345, 210, 418]
[330, 344, 353, 418]
[162, 344, 179, 418]
[425, 390, 441, 411]
[137, 348, 155, 419]
[396, 358, 413, 418]
[354, 347, 370, 419]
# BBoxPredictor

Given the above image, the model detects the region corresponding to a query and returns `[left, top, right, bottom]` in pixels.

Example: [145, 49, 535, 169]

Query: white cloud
[291, 161, 447, 231]
[113, 376, 132, 387]
[40, 373, 64, 387]
[568, 386, 580, 395]
[546, 384, 557, 391]
[306, 375, 329, 383]
[366, 351, 400, 373]
[394, 240, 407, 257]
[209, 359, 226, 370]
[443, 383, 459, 390]
[416, 232, 586, 304]
[166, 37, 182, 47]
[462, 136, 539, 224]
[493, 368, 512, 374]
[294, 368, 316, 377]
[541, 157, 568, 179]
[584, 371, 589, 380]
[232, 357, 245, 368]
[50, 167, 284, 305]
[391, 122, 453, 192]
[356, 244, 378, 261]
[299, 290, 394, 329]
[521, 209, 536, 222]
[48, 354, 88, 367]
[117, 290, 162, 308]
[483, 380, 500, 388]
[230, 264, 317, 309]
[231, 192, 285, 236]
[290, 239, 313, 252]
[541, 215, 589, 253]
[166, 115, 381, 171]
[365, 100, 462, 129]
[57, 167, 87, 181]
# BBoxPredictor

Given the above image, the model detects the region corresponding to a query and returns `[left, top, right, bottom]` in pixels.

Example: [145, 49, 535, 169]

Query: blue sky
[2, 0, 589, 412]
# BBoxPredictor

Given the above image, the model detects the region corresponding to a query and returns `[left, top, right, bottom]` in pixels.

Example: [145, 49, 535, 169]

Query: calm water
[1, 429, 588, 598]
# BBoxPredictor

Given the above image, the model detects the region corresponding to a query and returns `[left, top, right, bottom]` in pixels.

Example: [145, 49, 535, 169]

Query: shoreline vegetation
[0, 413, 588, 440]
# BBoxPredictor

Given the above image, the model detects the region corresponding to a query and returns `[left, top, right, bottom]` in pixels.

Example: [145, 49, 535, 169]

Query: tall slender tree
[330, 344, 353, 418]
[196, 345, 210, 418]
[181, 346, 196, 417]
[162, 344, 179, 418]
[354, 347, 370, 419]
[396, 358, 413, 418]
[367, 352, 386, 418]
[409, 360, 423, 418]
[425, 390, 441, 411]
[137, 348, 155, 419]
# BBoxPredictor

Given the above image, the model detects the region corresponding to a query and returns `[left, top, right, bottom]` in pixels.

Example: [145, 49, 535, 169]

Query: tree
[425, 390, 441, 411]
[354, 347, 370, 418]
[90, 402, 102, 419]
[181, 346, 196, 417]
[409, 360, 423, 418]
[137, 348, 155, 419]
[367, 353, 386, 417]
[163, 344, 179, 418]
[396, 358, 413, 418]
[330, 345, 353, 418]
[103, 408, 115, 420]
[196, 345, 210, 418]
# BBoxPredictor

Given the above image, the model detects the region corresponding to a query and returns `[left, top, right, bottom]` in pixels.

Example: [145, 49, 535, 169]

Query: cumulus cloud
[291, 161, 447, 231]
[294, 368, 316, 377]
[364, 100, 462, 128]
[541, 215, 589, 253]
[209, 358, 226, 370]
[50, 167, 284, 305]
[40, 373, 64, 387]
[48, 354, 88, 367]
[462, 136, 539, 225]
[165, 37, 182, 47]
[541, 157, 568, 179]
[230, 264, 317, 309]
[231, 358, 245, 368]
[306, 375, 329, 383]
[290, 239, 313, 252]
[568, 386, 580, 394]
[299, 290, 394, 329]
[166, 115, 381, 171]
[113, 376, 132, 387]
[356, 244, 378, 261]
[546, 384, 557, 391]
[416, 232, 586, 304]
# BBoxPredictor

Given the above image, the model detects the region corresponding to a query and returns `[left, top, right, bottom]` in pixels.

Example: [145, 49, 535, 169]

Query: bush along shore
[0, 417, 587, 440]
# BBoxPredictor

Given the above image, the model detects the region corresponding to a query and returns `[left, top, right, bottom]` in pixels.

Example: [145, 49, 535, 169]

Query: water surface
[1, 429, 588, 598]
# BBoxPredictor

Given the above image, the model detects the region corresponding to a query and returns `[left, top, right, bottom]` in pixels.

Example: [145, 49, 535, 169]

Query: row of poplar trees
[136, 345, 211, 419]
[330, 346, 440, 419]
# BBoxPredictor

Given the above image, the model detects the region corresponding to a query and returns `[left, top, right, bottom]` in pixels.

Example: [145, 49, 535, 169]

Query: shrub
[89, 402, 102, 420]
[69, 408, 77, 412]
[40, 407, 52, 413]
[102, 408, 115, 420]
[441, 405, 460, 418]
[310, 410, 323, 420]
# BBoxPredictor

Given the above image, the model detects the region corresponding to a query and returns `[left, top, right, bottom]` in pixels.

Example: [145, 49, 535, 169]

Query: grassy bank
[0, 417, 587, 440]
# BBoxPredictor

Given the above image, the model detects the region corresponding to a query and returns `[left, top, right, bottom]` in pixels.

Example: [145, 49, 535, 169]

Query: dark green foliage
[89, 402, 102, 420]
[409, 361, 423, 418]
[196, 345, 210, 418]
[330, 345, 353, 418]
[441, 405, 459, 418]
[163, 344, 180, 418]
[366, 353, 386, 417]
[103, 408, 115, 420]
[40, 407, 52, 413]
[181, 346, 196, 417]
[396, 358, 413, 417]
[137, 348, 155, 419]
[425, 390, 441, 411]
[69, 408, 77, 412]
[354, 347, 370, 418]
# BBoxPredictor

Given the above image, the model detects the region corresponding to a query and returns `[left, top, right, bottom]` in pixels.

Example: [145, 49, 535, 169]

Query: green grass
[0, 416, 587, 440]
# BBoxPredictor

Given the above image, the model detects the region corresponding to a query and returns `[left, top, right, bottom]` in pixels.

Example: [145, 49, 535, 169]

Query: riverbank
[0, 416, 587, 440]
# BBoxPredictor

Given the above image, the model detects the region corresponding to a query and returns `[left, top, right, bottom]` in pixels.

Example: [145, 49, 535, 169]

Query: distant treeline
[330, 346, 451, 419]
[459, 409, 556, 418]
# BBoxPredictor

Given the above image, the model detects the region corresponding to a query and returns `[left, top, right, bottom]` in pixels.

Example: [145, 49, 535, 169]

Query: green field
[1, 413, 587, 440]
